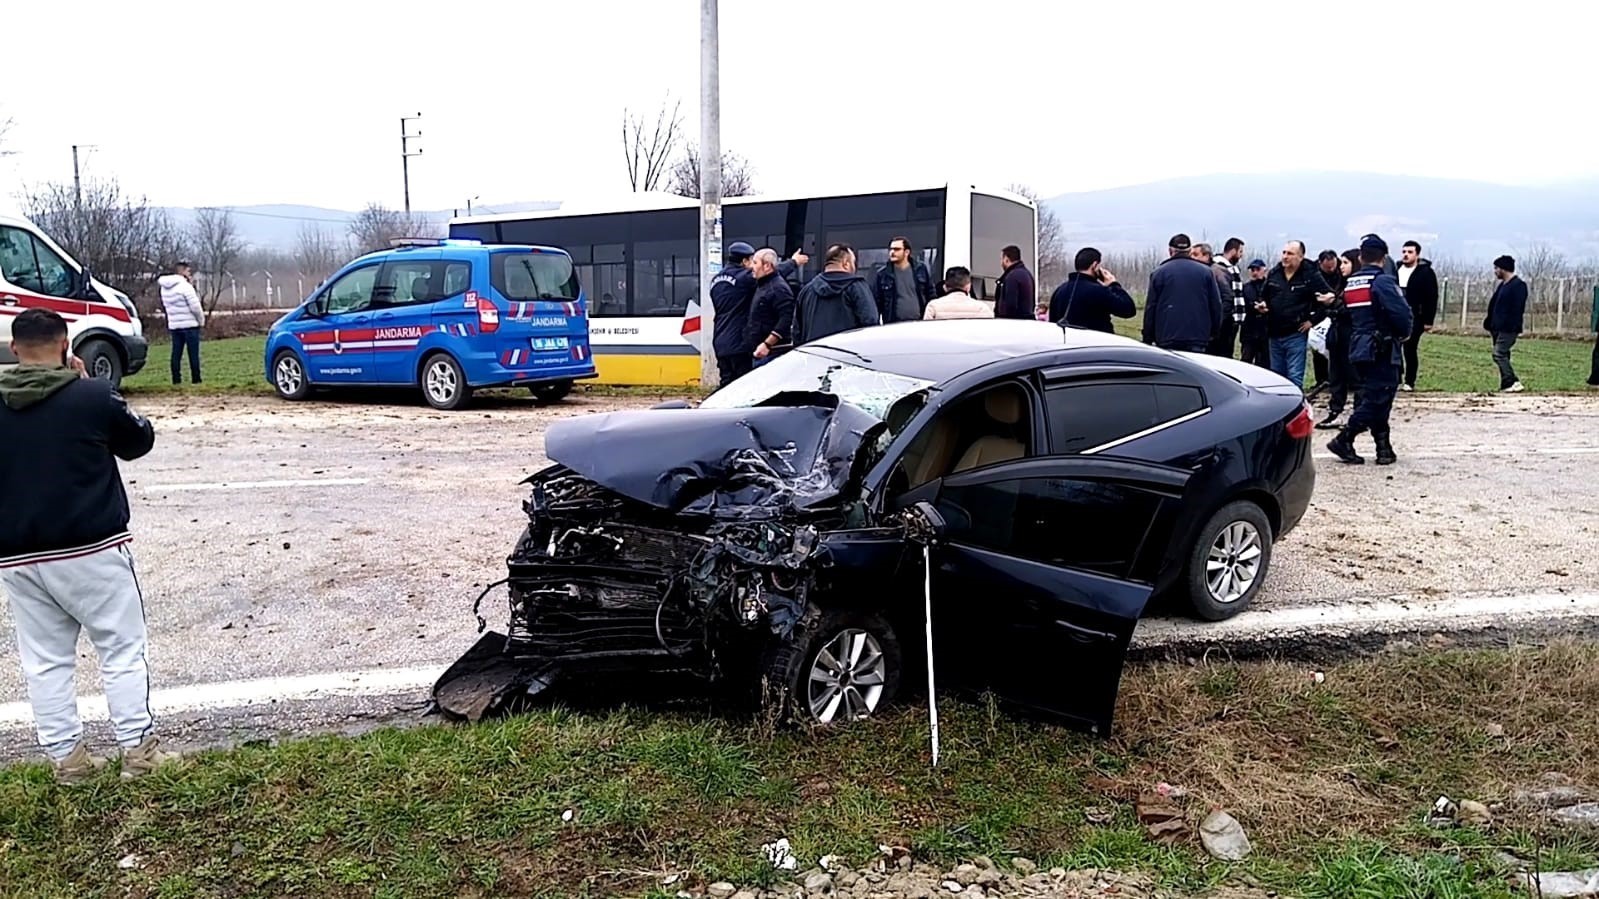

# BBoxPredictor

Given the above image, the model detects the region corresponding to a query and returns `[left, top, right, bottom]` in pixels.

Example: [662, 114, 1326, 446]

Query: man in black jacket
[1484, 255, 1527, 392]
[994, 245, 1037, 319]
[709, 241, 758, 385]
[873, 236, 938, 323]
[793, 244, 880, 344]
[1143, 233, 1223, 352]
[747, 248, 797, 363]
[1240, 259, 1271, 367]
[1050, 247, 1136, 333]
[1396, 240, 1440, 391]
[1259, 241, 1336, 390]
[0, 309, 176, 783]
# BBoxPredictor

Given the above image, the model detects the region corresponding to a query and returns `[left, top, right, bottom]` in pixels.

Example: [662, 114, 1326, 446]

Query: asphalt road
[1, 389, 1596, 757]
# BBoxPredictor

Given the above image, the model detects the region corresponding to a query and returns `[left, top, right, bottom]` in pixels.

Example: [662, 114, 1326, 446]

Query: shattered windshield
[700, 350, 933, 425]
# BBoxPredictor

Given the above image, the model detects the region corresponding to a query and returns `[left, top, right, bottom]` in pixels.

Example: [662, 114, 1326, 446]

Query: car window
[375, 261, 437, 307]
[323, 266, 378, 315]
[0, 227, 73, 296]
[442, 262, 471, 297]
[492, 252, 580, 301]
[935, 476, 1163, 578]
[892, 383, 1033, 493]
[1045, 383, 1206, 454]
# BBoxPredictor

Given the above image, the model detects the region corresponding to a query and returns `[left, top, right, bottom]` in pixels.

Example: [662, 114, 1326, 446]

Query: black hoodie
[0, 366, 155, 566]
[1399, 258, 1440, 328]
[793, 270, 879, 345]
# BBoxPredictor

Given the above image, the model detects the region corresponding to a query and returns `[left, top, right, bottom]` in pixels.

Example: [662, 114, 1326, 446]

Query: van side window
[0, 227, 73, 296]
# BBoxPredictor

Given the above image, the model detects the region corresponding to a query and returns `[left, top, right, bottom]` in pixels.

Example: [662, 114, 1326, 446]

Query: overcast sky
[2, 0, 1590, 213]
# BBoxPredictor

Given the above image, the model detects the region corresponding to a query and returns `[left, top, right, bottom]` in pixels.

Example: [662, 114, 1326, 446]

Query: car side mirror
[902, 500, 947, 545]
[76, 267, 97, 300]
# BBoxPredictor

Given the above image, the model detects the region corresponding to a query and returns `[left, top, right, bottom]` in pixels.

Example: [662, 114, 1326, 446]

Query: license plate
[531, 337, 570, 352]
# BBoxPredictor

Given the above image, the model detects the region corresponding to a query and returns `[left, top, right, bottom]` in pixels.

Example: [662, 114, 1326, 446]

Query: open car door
[921, 455, 1195, 735]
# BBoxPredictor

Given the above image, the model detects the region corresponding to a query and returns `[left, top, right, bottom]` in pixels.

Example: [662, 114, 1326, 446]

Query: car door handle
[0, 295, 18, 306]
[1053, 620, 1117, 643]
[377, 312, 395, 320]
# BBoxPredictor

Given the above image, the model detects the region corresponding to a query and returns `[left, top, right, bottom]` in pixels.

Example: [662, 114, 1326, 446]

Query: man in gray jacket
[158, 262, 205, 385]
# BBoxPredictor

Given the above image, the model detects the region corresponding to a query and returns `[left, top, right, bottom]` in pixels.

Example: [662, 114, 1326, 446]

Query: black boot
[1327, 430, 1364, 464]
[1315, 409, 1343, 430]
[1374, 435, 1397, 466]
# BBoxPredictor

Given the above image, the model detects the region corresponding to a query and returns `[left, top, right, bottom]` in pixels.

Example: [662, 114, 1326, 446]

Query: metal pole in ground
[1461, 279, 1470, 330]
[698, 0, 722, 390]
[1558, 279, 1566, 333]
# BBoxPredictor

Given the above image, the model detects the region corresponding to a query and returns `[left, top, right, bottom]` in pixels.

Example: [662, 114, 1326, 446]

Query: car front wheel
[78, 339, 123, 387]
[272, 351, 311, 401]
[1186, 500, 1273, 621]
[763, 608, 901, 726]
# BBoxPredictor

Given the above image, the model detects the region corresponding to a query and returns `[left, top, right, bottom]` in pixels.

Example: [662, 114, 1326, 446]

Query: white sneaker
[1504, 382, 1526, 393]
[1399, 383, 1414, 392]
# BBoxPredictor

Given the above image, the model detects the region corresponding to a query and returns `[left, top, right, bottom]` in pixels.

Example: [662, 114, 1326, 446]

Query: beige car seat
[952, 390, 1026, 472]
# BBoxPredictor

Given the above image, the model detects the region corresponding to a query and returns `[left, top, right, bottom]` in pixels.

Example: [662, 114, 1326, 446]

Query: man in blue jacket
[873, 237, 938, 323]
[1484, 255, 1527, 393]
[1050, 247, 1136, 333]
[1327, 236, 1413, 466]
[1143, 233, 1222, 352]
[709, 241, 758, 385]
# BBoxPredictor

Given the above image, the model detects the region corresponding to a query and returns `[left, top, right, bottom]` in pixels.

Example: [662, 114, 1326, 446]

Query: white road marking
[135, 478, 370, 491]
[1312, 446, 1599, 461]
[3, 592, 1597, 729]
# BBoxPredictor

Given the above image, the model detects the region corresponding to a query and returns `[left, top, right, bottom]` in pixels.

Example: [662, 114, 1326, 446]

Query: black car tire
[761, 606, 901, 727]
[78, 339, 122, 387]
[420, 352, 472, 411]
[528, 380, 573, 404]
[1186, 500, 1274, 621]
[272, 350, 312, 401]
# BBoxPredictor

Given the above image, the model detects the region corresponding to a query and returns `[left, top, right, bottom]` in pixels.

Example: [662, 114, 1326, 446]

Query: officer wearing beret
[1327, 236, 1413, 465]
[710, 241, 759, 386]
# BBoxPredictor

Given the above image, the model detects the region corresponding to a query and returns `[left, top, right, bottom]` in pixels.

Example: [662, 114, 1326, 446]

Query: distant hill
[159, 201, 561, 250]
[1043, 172, 1599, 263]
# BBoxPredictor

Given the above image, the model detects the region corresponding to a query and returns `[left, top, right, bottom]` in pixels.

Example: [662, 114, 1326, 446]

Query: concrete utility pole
[698, 0, 722, 389]
[400, 114, 423, 214]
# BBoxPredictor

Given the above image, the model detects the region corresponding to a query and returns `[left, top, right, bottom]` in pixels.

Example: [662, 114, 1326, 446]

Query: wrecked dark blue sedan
[435, 320, 1316, 735]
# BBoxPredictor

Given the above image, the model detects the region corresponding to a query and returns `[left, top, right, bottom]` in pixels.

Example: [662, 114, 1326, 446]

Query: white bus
[448, 183, 1037, 385]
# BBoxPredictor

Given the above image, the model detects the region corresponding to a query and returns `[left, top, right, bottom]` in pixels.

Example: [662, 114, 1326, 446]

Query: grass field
[4, 644, 1597, 898]
[124, 331, 1598, 399]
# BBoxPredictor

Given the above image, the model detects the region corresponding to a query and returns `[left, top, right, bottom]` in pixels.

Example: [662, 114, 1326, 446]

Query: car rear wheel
[762, 607, 901, 726]
[528, 380, 572, 404]
[78, 339, 122, 387]
[1186, 500, 1273, 621]
[421, 353, 472, 410]
[272, 351, 311, 401]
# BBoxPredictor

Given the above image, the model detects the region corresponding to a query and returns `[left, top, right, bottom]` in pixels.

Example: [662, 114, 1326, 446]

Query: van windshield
[492, 252, 581, 301]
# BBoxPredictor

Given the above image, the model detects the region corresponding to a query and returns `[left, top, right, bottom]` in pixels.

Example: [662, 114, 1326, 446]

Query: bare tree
[0, 115, 14, 157]
[1008, 184, 1068, 293]
[622, 98, 684, 192]
[189, 208, 247, 314]
[347, 203, 426, 255]
[22, 177, 185, 305]
[294, 223, 346, 284]
[667, 145, 755, 199]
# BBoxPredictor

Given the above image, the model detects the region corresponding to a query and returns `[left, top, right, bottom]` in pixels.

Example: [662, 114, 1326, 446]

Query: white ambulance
[0, 214, 148, 385]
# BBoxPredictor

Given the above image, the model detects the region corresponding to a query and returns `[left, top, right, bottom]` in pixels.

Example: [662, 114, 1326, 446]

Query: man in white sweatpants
[0, 308, 176, 783]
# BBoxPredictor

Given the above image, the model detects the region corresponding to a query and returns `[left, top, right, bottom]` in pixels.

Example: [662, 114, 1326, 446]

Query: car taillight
[1285, 403, 1314, 440]
[472, 291, 499, 333]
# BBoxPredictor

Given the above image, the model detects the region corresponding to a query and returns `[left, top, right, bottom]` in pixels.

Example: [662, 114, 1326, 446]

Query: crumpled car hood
[544, 393, 885, 518]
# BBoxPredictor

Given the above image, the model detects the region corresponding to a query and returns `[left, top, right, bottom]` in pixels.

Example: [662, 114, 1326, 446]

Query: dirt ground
[0, 390, 1595, 711]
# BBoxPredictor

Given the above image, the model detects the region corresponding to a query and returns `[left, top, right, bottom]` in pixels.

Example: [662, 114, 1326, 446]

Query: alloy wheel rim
[807, 629, 887, 724]
[276, 357, 302, 394]
[426, 361, 457, 403]
[1205, 521, 1263, 604]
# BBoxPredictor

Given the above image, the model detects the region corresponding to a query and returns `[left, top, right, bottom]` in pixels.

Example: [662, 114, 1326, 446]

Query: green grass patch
[4, 643, 1596, 897]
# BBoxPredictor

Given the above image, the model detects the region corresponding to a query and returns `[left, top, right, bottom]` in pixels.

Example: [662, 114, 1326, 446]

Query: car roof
[803, 320, 1144, 383]
[344, 242, 570, 266]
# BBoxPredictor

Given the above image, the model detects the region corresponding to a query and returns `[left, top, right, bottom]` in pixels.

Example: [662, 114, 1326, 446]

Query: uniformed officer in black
[1327, 236, 1413, 466]
[710, 241, 758, 386]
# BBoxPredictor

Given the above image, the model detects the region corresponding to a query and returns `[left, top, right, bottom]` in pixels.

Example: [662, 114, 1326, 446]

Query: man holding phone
[0, 309, 176, 783]
[1049, 247, 1136, 333]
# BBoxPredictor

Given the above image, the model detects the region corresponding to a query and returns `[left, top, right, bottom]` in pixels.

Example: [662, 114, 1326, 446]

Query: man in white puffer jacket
[158, 262, 204, 385]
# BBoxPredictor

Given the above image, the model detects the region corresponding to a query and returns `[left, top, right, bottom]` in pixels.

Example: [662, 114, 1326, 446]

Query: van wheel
[1186, 500, 1274, 621]
[420, 353, 471, 410]
[761, 607, 901, 726]
[528, 380, 572, 404]
[78, 340, 122, 386]
[272, 350, 311, 401]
